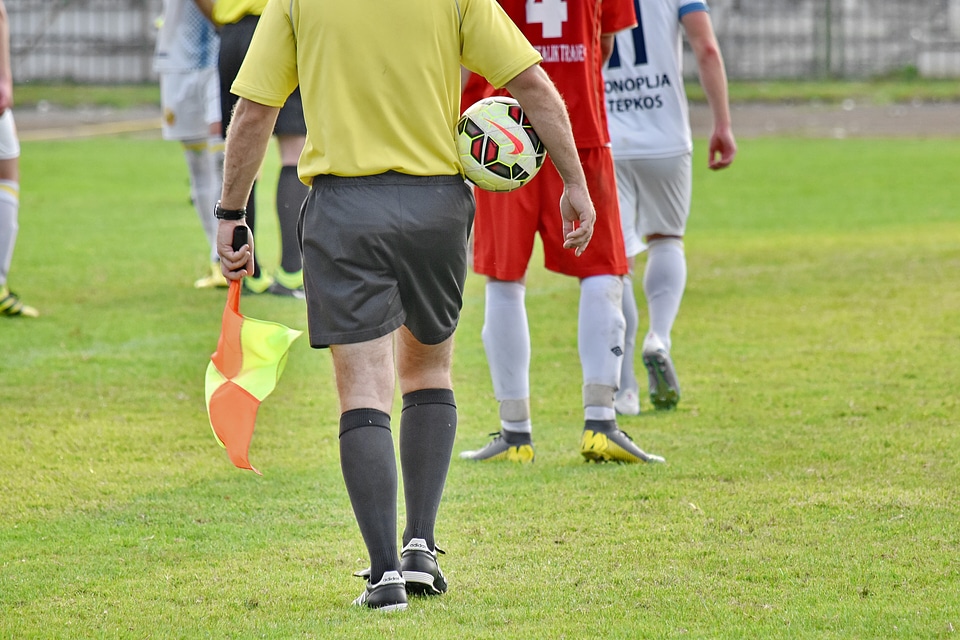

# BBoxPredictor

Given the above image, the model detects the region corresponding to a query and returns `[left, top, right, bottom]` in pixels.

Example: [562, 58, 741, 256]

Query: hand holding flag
[204, 226, 302, 474]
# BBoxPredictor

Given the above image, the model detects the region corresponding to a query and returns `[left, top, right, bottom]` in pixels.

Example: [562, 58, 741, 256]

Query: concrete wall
[706, 0, 960, 78]
[9, 0, 161, 83]
[7, 0, 960, 82]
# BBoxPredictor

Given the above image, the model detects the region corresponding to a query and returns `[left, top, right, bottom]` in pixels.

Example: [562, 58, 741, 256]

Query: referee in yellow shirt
[214, 0, 596, 612]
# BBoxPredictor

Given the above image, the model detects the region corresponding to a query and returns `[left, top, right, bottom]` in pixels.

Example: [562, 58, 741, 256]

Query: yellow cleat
[243, 272, 275, 294]
[460, 432, 535, 463]
[273, 267, 304, 290]
[267, 267, 305, 299]
[0, 285, 39, 318]
[580, 421, 665, 464]
[194, 262, 229, 289]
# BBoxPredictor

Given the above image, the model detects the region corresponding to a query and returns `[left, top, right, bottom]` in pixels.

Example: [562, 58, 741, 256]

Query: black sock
[399, 389, 457, 549]
[502, 429, 532, 445]
[276, 165, 308, 274]
[245, 186, 261, 279]
[584, 419, 617, 434]
[339, 408, 398, 584]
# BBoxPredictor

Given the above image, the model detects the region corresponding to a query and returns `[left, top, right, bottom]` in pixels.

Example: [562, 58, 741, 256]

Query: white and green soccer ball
[456, 96, 546, 192]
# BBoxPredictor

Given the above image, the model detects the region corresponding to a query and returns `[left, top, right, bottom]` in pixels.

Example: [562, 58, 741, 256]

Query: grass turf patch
[0, 134, 957, 637]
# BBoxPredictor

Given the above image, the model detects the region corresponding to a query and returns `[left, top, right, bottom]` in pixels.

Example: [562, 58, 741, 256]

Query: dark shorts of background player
[218, 14, 307, 137]
[300, 172, 475, 349]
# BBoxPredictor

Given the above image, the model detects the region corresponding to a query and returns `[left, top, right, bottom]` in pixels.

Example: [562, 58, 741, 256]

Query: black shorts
[218, 15, 307, 137]
[300, 172, 475, 348]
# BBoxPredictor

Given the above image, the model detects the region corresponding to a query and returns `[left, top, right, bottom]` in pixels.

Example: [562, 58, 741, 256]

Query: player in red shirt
[460, 0, 665, 465]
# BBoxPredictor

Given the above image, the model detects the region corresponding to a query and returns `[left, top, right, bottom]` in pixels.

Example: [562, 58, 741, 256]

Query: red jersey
[464, 0, 636, 148]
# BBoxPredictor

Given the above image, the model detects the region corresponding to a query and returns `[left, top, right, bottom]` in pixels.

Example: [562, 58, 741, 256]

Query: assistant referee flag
[205, 279, 301, 474]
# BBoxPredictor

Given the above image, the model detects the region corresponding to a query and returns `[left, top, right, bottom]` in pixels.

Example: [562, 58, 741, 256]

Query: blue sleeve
[678, 2, 709, 20]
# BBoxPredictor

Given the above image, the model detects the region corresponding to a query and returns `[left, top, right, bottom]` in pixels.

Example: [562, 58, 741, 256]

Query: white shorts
[614, 153, 692, 258]
[159, 68, 221, 141]
[0, 110, 21, 160]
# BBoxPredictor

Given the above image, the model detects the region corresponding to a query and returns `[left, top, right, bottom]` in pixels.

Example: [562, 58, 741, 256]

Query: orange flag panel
[205, 280, 301, 474]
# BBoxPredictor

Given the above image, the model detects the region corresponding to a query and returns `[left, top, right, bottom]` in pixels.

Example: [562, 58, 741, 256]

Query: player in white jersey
[603, 0, 736, 412]
[154, 0, 226, 289]
[0, 0, 38, 318]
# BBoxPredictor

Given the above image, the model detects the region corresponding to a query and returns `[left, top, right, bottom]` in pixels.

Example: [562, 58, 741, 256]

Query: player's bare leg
[333, 334, 406, 610]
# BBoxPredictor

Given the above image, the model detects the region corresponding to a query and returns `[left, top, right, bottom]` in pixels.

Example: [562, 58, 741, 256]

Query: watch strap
[214, 201, 247, 220]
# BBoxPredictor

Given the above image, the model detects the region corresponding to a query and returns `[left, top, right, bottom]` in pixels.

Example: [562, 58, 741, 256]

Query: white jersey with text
[604, 0, 708, 159]
[154, 0, 219, 73]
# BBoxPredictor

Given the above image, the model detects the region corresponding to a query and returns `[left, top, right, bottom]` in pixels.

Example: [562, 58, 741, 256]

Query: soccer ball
[456, 96, 546, 192]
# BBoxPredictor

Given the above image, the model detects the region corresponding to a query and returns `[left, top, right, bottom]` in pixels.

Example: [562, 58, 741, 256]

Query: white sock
[643, 238, 686, 352]
[482, 280, 531, 420]
[501, 419, 532, 436]
[578, 275, 625, 416]
[183, 140, 220, 262]
[585, 406, 616, 421]
[207, 137, 225, 187]
[208, 135, 225, 177]
[0, 180, 20, 284]
[207, 135, 225, 260]
[619, 274, 639, 394]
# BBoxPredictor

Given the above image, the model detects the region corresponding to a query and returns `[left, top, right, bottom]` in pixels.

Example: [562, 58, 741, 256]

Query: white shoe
[614, 388, 641, 415]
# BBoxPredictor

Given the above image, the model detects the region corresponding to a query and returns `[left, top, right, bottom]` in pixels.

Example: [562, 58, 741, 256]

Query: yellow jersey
[231, 0, 541, 180]
[212, 0, 266, 26]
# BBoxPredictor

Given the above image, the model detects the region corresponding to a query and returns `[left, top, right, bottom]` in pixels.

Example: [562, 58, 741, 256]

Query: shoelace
[402, 542, 446, 557]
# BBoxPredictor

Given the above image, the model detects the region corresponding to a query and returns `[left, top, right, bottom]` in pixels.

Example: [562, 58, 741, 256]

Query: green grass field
[1, 130, 958, 638]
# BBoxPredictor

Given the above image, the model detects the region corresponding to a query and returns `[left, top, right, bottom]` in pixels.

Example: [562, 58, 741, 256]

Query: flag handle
[232, 225, 248, 253]
[228, 225, 249, 313]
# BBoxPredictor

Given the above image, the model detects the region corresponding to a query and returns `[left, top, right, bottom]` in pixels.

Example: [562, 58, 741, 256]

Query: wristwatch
[214, 200, 247, 220]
